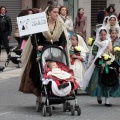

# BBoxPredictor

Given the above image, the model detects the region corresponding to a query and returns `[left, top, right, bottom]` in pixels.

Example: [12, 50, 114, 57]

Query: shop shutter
[91, 0, 107, 26]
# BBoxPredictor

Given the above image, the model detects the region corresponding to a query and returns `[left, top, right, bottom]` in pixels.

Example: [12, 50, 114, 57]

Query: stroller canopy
[40, 45, 69, 73]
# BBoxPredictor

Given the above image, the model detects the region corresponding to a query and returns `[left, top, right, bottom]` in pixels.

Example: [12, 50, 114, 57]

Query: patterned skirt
[85, 66, 120, 97]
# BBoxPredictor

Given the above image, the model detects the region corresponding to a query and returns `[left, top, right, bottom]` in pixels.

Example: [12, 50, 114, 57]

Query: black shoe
[97, 99, 102, 104]
[0, 66, 4, 71]
[105, 103, 112, 107]
[58, 83, 69, 90]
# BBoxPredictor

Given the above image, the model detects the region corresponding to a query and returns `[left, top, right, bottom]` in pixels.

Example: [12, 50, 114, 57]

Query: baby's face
[49, 62, 58, 68]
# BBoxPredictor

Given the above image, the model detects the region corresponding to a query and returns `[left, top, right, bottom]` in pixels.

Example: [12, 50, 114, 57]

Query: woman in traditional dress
[81, 27, 120, 107]
[19, 6, 67, 102]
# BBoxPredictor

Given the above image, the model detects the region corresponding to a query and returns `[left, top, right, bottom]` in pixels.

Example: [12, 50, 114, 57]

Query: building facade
[0, 0, 120, 39]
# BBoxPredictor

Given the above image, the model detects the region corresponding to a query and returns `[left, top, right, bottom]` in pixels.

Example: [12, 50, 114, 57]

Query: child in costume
[105, 15, 120, 37]
[81, 27, 120, 107]
[109, 27, 120, 47]
[109, 27, 120, 65]
[69, 34, 89, 85]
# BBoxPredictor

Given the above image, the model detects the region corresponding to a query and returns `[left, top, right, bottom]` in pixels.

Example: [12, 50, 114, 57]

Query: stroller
[4, 37, 28, 68]
[37, 45, 81, 116]
[5, 47, 22, 68]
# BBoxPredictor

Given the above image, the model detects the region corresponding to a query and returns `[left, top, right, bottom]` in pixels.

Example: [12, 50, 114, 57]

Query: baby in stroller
[44, 60, 79, 92]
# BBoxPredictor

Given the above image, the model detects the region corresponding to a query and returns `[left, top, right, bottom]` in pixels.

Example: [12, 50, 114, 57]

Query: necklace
[48, 21, 56, 44]
[48, 22, 56, 34]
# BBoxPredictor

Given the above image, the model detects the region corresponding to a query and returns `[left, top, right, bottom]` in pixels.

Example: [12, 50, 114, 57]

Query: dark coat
[0, 14, 12, 36]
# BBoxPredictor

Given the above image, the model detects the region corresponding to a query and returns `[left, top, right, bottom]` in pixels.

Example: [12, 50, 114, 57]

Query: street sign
[17, 12, 48, 36]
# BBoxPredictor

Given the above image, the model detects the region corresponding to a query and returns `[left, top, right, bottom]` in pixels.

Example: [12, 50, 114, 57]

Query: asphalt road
[0, 49, 120, 120]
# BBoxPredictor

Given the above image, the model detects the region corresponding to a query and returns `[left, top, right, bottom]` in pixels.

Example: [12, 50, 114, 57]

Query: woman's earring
[48, 15, 51, 19]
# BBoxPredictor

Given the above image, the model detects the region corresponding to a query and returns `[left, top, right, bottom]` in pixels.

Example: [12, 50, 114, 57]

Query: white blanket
[42, 79, 71, 96]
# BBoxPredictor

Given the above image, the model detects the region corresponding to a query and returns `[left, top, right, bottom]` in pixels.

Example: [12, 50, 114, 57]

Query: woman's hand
[8, 36, 11, 40]
[38, 45, 43, 51]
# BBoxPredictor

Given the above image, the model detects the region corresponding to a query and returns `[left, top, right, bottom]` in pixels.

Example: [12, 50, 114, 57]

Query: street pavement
[0, 46, 120, 120]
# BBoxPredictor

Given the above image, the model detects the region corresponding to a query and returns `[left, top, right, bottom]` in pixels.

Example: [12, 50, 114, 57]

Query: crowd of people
[1, 1, 120, 109]
[97, 5, 120, 24]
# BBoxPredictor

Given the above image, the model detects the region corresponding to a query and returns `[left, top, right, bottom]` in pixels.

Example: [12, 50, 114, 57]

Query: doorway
[91, 0, 107, 26]
[91, 0, 107, 36]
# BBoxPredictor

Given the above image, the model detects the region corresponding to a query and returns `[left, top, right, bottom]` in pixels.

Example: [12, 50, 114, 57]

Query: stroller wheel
[42, 105, 46, 116]
[36, 101, 40, 112]
[5, 61, 9, 67]
[70, 105, 75, 116]
[18, 61, 22, 68]
[48, 106, 52, 116]
[52, 106, 55, 110]
[66, 102, 71, 111]
[63, 103, 67, 112]
[75, 105, 81, 116]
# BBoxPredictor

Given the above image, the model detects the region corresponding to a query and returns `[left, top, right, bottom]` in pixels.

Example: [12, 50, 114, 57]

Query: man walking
[0, 6, 12, 58]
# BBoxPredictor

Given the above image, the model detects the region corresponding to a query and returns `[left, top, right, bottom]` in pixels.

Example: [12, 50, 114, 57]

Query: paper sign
[17, 12, 48, 36]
